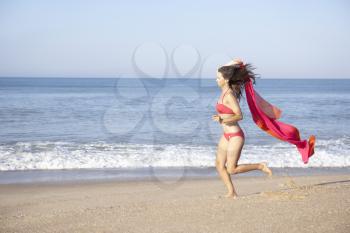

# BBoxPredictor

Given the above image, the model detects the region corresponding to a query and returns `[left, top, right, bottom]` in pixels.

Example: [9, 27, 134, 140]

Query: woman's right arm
[220, 114, 243, 124]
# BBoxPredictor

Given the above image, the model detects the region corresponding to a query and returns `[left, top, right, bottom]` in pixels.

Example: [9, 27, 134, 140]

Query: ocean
[0, 77, 349, 183]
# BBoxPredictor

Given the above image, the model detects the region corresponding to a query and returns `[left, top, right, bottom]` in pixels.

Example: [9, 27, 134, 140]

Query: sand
[1, 174, 349, 233]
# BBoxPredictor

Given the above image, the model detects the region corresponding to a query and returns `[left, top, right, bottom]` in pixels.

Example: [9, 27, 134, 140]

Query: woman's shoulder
[224, 90, 237, 100]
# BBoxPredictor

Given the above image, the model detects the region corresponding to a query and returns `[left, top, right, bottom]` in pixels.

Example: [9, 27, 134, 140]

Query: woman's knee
[215, 160, 226, 171]
[226, 166, 238, 174]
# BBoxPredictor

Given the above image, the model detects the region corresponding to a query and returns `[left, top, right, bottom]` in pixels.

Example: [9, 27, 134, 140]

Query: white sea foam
[0, 137, 349, 171]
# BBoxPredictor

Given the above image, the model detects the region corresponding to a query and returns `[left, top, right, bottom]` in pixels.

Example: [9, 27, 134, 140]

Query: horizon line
[0, 76, 349, 80]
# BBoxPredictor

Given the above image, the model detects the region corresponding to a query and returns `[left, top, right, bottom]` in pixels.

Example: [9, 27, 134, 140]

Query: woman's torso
[216, 90, 242, 133]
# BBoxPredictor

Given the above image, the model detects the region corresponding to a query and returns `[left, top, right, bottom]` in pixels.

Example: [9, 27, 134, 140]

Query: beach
[0, 78, 349, 233]
[1, 0, 350, 232]
[1, 173, 349, 233]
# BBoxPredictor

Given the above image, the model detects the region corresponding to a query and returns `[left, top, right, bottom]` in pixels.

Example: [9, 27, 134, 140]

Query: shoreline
[0, 166, 349, 185]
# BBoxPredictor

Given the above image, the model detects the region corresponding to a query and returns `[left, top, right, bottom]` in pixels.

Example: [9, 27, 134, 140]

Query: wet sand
[1, 174, 349, 233]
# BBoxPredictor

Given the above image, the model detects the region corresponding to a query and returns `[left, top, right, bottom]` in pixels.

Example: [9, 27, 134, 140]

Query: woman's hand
[212, 114, 221, 123]
[232, 58, 243, 65]
[224, 58, 243, 66]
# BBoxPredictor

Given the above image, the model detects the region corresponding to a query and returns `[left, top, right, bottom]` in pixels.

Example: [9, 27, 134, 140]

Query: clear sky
[0, 0, 349, 79]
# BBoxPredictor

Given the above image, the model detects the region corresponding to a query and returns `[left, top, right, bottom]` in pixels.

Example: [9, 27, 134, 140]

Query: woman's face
[216, 71, 226, 87]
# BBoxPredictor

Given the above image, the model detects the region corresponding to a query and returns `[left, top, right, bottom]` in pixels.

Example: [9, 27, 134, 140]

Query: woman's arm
[220, 114, 243, 124]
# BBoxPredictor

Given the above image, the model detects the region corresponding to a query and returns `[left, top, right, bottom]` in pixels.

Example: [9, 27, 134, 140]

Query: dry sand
[1, 174, 349, 233]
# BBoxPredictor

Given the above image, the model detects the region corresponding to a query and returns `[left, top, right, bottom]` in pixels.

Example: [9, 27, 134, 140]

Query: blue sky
[0, 0, 349, 79]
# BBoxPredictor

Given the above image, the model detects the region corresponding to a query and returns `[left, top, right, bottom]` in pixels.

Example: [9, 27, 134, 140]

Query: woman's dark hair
[218, 63, 259, 102]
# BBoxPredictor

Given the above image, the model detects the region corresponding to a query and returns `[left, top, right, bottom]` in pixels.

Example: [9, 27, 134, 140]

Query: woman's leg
[215, 135, 237, 198]
[226, 136, 272, 176]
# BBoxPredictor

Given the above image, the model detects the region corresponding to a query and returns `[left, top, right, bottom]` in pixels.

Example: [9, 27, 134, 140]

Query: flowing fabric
[244, 78, 316, 164]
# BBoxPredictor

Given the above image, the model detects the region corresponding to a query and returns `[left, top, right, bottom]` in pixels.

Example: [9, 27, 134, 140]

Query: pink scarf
[243, 74, 316, 164]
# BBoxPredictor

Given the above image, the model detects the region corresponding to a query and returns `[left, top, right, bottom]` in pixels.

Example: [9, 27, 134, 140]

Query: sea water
[0, 77, 349, 183]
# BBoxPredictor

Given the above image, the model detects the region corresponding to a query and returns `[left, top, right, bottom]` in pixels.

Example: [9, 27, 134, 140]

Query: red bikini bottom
[224, 130, 245, 141]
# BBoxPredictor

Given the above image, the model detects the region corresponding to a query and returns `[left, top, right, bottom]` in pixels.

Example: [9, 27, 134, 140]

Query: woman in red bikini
[212, 59, 272, 199]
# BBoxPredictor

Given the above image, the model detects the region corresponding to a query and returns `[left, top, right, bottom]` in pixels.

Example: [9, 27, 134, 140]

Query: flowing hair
[219, 61, 316, 164]
[218, 63, 260, 102]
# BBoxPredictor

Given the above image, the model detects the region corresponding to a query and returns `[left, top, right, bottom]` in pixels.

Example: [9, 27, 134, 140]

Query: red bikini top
[216, 89, 236, 114]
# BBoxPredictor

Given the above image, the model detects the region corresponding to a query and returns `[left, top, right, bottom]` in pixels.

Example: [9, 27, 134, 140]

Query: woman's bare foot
[260, 162, 273, 177]
[225, 192, 238, 199]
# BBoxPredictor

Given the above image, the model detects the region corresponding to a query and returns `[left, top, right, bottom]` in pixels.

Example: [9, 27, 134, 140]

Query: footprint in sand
[260, 190, 308, 200]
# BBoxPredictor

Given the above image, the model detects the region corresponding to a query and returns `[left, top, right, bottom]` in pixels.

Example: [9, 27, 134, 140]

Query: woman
[212, 59, 272, 199]
[212, 59, 316, 199]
